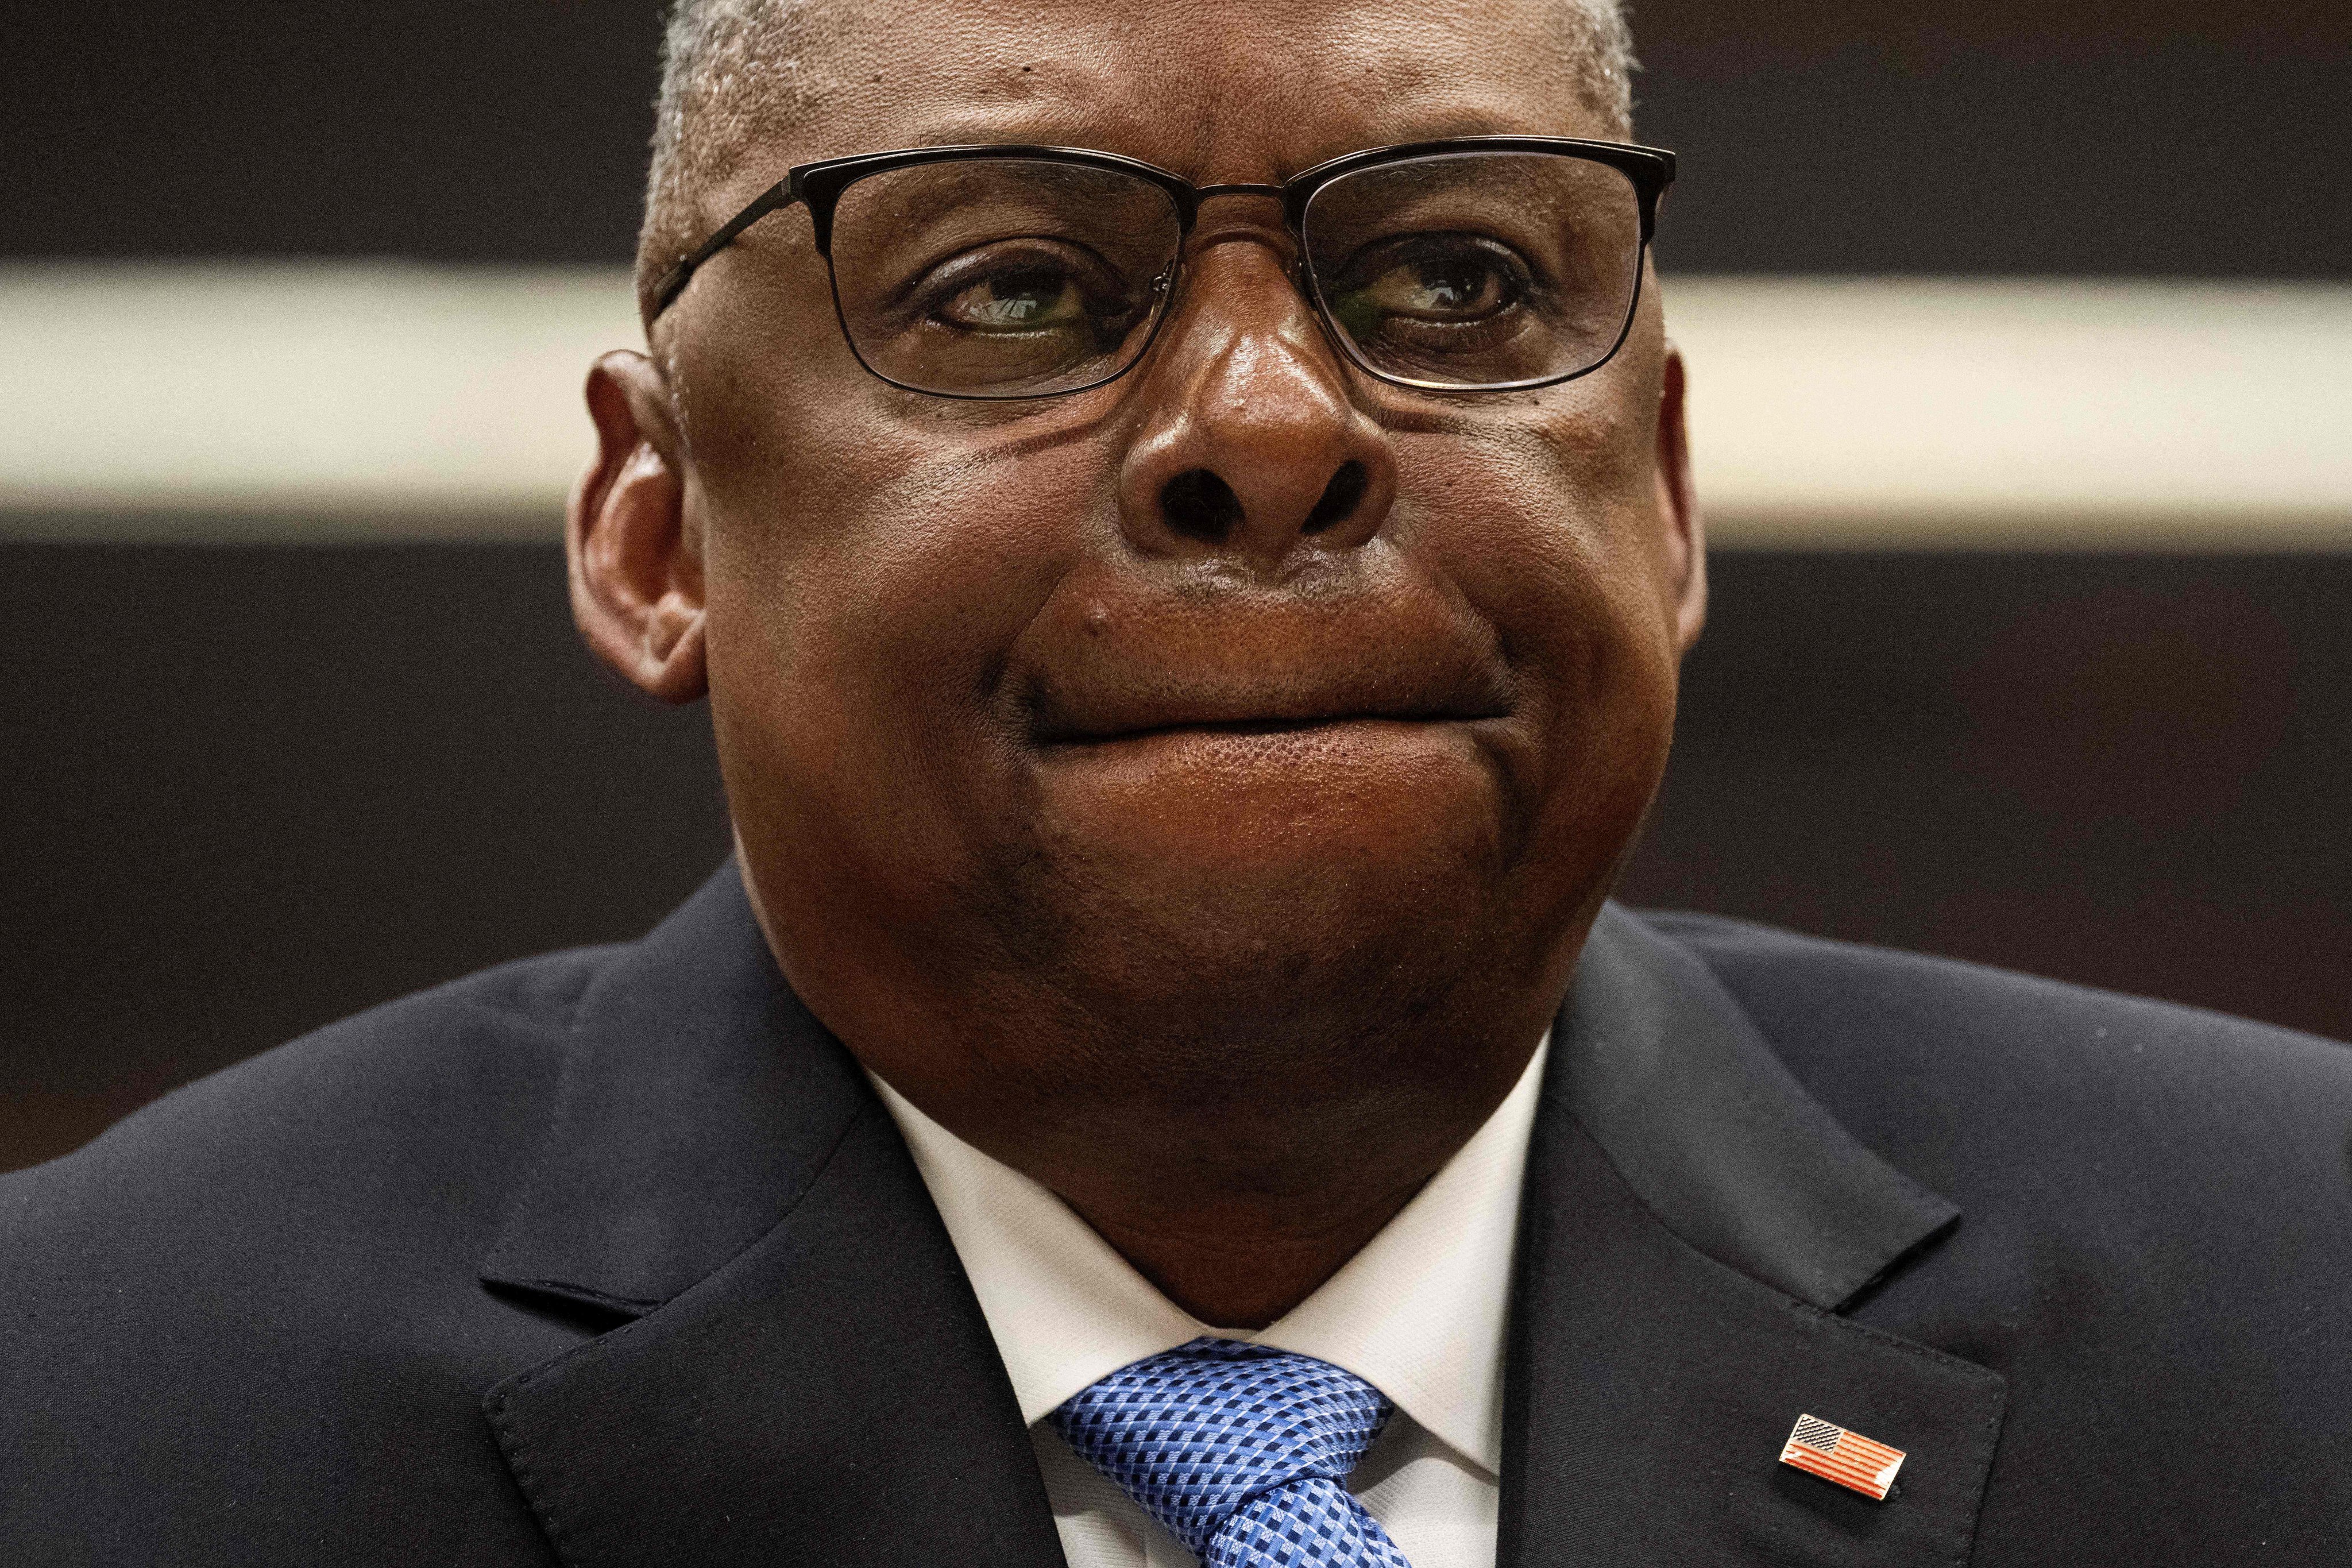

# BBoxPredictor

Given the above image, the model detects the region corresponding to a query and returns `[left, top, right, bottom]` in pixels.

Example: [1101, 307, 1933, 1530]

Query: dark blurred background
[3, 0, 2347, 1172]
[7, 0, 2346, 272]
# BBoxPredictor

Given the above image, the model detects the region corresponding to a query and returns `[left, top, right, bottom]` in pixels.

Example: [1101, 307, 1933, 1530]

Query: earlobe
[1656, 345, 1708, 655]
[568, 351, 709, 704]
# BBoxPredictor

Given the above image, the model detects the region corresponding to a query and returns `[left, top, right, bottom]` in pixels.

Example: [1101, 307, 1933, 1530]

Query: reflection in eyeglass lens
[828, 159, 1183, 397]
[1304, 152, 1642, 387]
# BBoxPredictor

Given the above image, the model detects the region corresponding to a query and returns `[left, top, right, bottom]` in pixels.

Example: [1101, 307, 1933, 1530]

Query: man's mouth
[1021, 650, 1521, 748]
[1008, 566, 1519, 753]
[1029, 701, 1511, 748]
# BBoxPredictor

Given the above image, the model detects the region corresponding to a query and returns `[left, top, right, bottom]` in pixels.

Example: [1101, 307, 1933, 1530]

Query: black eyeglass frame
[651, 136, 1678, 399]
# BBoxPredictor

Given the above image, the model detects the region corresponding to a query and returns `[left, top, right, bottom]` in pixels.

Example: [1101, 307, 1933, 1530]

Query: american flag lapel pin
[1779, 1413, 1906, 1501]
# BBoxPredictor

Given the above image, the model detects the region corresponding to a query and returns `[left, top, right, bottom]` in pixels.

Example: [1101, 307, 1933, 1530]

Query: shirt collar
[872, 1034, 1548, 1479]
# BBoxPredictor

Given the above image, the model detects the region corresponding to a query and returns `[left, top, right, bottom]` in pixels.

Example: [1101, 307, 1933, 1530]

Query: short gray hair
[638, 0, 1638, 318]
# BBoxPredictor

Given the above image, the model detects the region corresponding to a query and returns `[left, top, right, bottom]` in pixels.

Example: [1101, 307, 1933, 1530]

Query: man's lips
[1009, 566, 1519, 750]
[1029, 693, 1512, 745]
[1021, 628, 1516, 744]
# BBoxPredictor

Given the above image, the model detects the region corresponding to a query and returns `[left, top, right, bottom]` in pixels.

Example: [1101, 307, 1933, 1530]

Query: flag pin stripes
[1779, 1413, 1906, 1501]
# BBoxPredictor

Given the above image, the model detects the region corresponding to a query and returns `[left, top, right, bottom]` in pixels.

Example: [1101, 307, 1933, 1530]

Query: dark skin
[570, 0, 1702, 1329]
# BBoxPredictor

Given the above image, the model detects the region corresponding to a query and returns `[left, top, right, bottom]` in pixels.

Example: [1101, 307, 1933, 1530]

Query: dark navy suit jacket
[5, 866, 2349, 1564]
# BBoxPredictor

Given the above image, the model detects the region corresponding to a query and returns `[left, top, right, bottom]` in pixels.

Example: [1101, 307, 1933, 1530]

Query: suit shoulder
[1631, 906, 2349, 1075]
[1624, 906, 2352, 1238]
[0, 947, 615, 1559]
[0, 942, 617, 1249]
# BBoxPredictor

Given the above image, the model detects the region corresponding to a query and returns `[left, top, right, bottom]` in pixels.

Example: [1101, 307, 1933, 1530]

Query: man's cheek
[1437, 408, 1662, 597]
[816, 438, 1109, 670]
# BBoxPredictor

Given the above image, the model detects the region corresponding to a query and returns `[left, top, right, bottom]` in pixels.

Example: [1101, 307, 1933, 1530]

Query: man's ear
[567, 350, 708, 704]
[1655, 344, 1708, 655]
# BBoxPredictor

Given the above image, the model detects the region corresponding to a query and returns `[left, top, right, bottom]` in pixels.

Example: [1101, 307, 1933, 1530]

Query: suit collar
[1555, 904, 1959, 1312]
[1496, 905, 2003, 1566]
[482, 1098, 1065, 1567]
[481, 865, 874, 1318]
[479, 865, 1066, 1566]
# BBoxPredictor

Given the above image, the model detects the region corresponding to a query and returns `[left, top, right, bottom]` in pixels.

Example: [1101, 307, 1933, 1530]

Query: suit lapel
[477, 867, 1065, 1568]
[1500, 907, 2007, 1566]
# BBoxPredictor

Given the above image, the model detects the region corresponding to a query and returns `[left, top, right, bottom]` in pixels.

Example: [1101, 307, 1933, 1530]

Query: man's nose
[1115, 241, 1398, 573]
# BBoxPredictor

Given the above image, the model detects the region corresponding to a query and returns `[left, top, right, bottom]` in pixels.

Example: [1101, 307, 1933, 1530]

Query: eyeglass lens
[829, 160, 1183, 398]
[824, 151, 1643, 399]
[1302, 152, 1643, 390]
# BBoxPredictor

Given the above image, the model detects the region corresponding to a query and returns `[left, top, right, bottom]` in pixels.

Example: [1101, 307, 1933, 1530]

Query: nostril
[1160, 469, 1246, 543]
[1302, 461, 1369, 535]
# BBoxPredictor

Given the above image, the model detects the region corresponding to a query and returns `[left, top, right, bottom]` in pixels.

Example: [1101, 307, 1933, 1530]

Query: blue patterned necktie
[1049, 1337, 1416, 1568]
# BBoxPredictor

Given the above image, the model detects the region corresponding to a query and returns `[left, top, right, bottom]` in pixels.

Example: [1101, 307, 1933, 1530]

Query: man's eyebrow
[890, 124, 1093, 151]
[886, 110, 1144, 158]
[1310, 105, 1582, 155]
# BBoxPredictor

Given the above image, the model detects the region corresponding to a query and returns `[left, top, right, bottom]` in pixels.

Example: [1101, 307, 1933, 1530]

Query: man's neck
[1065, 1167, 1443, 1330]
[1017, 1028, 1550, 1328]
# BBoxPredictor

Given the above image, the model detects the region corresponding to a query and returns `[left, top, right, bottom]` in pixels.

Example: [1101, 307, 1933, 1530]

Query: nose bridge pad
[1288, 253, 1350, 361]
[1158, 225, 1319, 343]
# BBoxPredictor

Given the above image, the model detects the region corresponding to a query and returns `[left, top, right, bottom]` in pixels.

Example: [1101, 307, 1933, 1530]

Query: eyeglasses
[653, 136, 1675, 400]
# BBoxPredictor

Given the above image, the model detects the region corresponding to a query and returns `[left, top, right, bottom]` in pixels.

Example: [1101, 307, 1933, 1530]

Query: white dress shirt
[871, 1035, 1548, 1568]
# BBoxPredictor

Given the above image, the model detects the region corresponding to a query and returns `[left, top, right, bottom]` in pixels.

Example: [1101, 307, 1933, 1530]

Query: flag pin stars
[1779, 1413, 1906, 1501]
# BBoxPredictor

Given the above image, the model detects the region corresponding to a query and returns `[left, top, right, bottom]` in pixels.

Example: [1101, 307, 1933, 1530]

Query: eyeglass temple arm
[650, 175, 804, 319]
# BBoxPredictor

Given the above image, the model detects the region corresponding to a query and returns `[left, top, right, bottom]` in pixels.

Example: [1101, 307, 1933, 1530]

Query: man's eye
[1326, 235, 1534, 346]
[1359, 256, 1510, 319]
[936, 267, 1088, 332]
[1364, 243, 1524, 317]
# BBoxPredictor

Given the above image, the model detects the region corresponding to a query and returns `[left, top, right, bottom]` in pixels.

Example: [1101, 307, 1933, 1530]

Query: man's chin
[999, 730, 1524, 1026]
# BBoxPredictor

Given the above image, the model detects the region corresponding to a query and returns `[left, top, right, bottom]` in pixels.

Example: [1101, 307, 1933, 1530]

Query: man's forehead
[701, 0, 1612, 186]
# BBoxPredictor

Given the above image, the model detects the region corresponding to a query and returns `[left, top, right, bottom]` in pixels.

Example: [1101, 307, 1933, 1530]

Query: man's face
[639, 0, 1700, 1141]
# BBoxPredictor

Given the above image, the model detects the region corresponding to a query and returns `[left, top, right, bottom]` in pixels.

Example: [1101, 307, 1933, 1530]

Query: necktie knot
[1050, 1338, 1415, 1567]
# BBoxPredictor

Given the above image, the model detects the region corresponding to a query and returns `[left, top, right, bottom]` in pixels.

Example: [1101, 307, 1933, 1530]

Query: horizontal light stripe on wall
[2, 264, 2345, 547]
[1666, 278, 2351, 549]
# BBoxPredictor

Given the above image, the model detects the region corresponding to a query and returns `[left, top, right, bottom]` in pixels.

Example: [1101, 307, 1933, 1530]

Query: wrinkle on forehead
[640, 0, 1631, 318]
